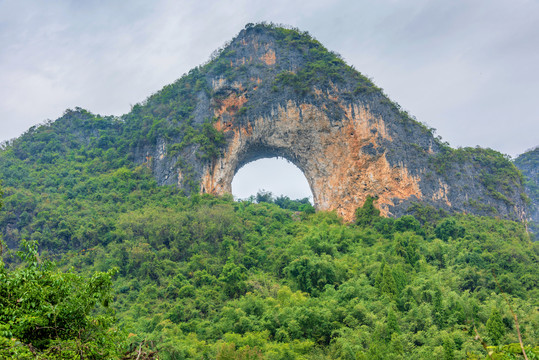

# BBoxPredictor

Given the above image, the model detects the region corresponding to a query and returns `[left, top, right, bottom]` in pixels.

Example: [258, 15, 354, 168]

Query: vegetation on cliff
[430, 146, 525, 211]
[515, 147, 539, 234]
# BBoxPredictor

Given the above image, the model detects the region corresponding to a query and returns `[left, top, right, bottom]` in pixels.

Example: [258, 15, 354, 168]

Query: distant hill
[514, 146, 539, 234]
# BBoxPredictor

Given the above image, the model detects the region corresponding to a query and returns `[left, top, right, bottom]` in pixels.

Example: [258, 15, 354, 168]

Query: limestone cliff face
[135, 23, 527, 221]
[202, 100, 423, 222]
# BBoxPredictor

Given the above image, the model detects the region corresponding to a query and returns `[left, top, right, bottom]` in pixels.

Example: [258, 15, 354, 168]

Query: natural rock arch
[140, 24, 526, 222]
[199, 100, 422, 222]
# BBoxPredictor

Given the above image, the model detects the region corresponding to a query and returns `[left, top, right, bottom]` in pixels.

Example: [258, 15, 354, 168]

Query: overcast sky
[1, 0, 538, 199]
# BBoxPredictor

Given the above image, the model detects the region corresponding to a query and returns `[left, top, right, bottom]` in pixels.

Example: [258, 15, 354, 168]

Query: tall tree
[486, 307, 506, 345]
[355, 195, 380, 227]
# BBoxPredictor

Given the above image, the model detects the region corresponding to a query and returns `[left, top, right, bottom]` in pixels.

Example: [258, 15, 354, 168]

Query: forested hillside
[64, 195, 539, 359]
[0, 23, 538, 359]
[1, 176, 538, 358]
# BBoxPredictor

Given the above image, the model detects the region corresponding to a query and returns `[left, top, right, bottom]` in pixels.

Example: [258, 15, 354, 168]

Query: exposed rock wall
[201, 99, 425, 222]
[137, 24, 527, 221]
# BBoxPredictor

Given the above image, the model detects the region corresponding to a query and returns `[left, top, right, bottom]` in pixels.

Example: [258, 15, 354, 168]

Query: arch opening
[231, 157, 313, 204]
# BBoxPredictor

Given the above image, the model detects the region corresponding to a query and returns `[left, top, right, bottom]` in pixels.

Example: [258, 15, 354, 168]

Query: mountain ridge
[122, 23, 527, 221]
[0, 22, 531, 223]
[514, 146, 539, 233]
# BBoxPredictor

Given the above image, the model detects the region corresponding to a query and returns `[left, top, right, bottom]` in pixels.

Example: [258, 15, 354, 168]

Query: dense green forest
[1, 165, 538, 358]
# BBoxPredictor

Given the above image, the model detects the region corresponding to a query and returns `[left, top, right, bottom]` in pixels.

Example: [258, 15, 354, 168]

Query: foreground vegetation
[1, 181, 538, 358]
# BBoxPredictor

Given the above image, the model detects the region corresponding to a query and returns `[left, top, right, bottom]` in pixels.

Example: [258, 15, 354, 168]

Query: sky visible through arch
[232, 158, 313, 202]
[1, 0, 538, 198]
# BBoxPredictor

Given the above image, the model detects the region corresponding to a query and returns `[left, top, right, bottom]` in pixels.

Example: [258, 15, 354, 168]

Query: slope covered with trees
[61, 196, 539, 359]
[0, 23, 538, 359]
[1, 176, 538, 358]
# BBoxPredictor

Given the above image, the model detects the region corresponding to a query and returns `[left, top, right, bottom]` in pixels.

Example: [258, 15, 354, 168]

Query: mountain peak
[120, 24, 527, 221]
[198, 22, 370, 96]
[1, 24, 528, 222]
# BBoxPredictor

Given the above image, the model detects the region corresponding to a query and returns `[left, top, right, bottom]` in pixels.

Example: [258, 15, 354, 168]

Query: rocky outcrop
[515, 147, 539, 233]
[201, 100, 423, 221]
[134, 23, 527, 221]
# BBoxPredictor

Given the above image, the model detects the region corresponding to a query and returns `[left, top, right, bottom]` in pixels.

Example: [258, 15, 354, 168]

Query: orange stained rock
[260, 49, 276, 65]
[432, 179, 452, 207]
[250, 77, 262, 84]
[213, 92, 248, 117]
[316, 115, 421, 221]
[201, 100, 423, 222]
